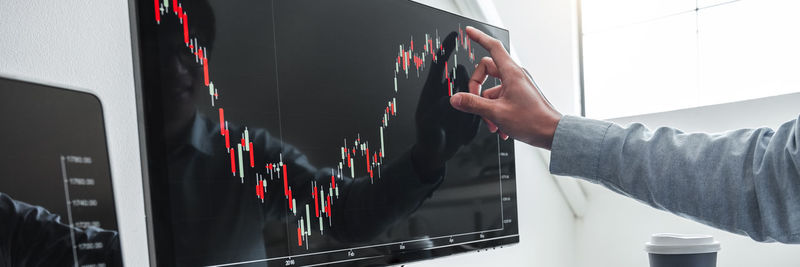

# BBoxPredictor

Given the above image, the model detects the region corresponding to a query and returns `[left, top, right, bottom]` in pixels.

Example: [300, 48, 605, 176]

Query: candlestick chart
[139, 0, 517, 266]
[151, 0, 490, 250]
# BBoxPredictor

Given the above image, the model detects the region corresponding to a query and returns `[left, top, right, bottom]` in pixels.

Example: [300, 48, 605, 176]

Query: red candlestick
[297, 227, 302, 246]
[283, 164, 288, 197]
[218, 108, 225, 134]
[203, 57, 209, 86]
[229, 148, 236, 175]
[326, 195, 331, 217]
[249, 142, 254, 168]
[153, 0, 160, 23]
[314, 186, 319, 217]
[224, 129, 230, 149]
[288, 188, 293, 209]
[182, 13, 189, 44]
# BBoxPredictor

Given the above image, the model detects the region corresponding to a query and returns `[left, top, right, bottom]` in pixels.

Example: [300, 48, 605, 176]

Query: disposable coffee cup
[645, 233, 721, 267]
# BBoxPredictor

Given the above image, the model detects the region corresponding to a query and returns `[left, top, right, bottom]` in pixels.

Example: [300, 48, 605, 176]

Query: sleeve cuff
[549, 115, 613, 181]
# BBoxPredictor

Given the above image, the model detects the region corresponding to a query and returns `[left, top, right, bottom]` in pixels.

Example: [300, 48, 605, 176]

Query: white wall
[576, 94, 800, 267]
[0, 0, 149, 265]
[0, 0, 580, 266]
[489, 0, 582, 116]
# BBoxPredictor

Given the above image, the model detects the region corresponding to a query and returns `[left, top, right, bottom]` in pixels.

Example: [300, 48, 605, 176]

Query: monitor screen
[0, 77, 122, 266]
[133, 0, 518, 266]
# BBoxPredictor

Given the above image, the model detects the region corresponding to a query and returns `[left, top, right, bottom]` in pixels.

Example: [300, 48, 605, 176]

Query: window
[581, 0, 800, 119]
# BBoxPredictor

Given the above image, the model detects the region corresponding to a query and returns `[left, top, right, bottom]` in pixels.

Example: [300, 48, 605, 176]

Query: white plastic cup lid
[645, 233, 721, 255]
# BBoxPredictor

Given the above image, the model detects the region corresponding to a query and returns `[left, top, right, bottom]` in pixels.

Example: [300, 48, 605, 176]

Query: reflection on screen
[136, 0, 518, 266]
[0, 77, 121, 266]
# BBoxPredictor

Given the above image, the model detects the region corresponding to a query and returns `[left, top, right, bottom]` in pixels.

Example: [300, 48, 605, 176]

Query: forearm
[549, 115, 800, 243]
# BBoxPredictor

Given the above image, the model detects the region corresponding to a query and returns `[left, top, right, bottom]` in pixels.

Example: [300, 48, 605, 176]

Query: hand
[412, 32, 481, 177]
[449, 26, 562, 149]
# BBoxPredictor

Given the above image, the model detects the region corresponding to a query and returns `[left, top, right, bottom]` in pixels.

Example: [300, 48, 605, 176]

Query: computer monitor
[132, 0, 518, 266]
[0, 76, 121, 266]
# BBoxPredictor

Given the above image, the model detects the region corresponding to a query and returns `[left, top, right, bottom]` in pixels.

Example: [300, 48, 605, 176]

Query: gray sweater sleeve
[549, 115, 800, 243]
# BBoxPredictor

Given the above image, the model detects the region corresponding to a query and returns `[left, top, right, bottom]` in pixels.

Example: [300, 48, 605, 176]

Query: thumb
[450, 92, 494, 118]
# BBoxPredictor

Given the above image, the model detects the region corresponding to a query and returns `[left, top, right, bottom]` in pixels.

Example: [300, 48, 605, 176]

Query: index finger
[465, 26, 516, 75]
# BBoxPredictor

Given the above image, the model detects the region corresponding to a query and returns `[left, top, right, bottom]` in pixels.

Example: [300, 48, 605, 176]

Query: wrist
[520, 109, 562, 150]
[541, 112, 563, 150]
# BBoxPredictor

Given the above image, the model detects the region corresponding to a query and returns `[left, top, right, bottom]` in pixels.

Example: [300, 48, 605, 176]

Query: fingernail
[487, 124, 497, 133]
